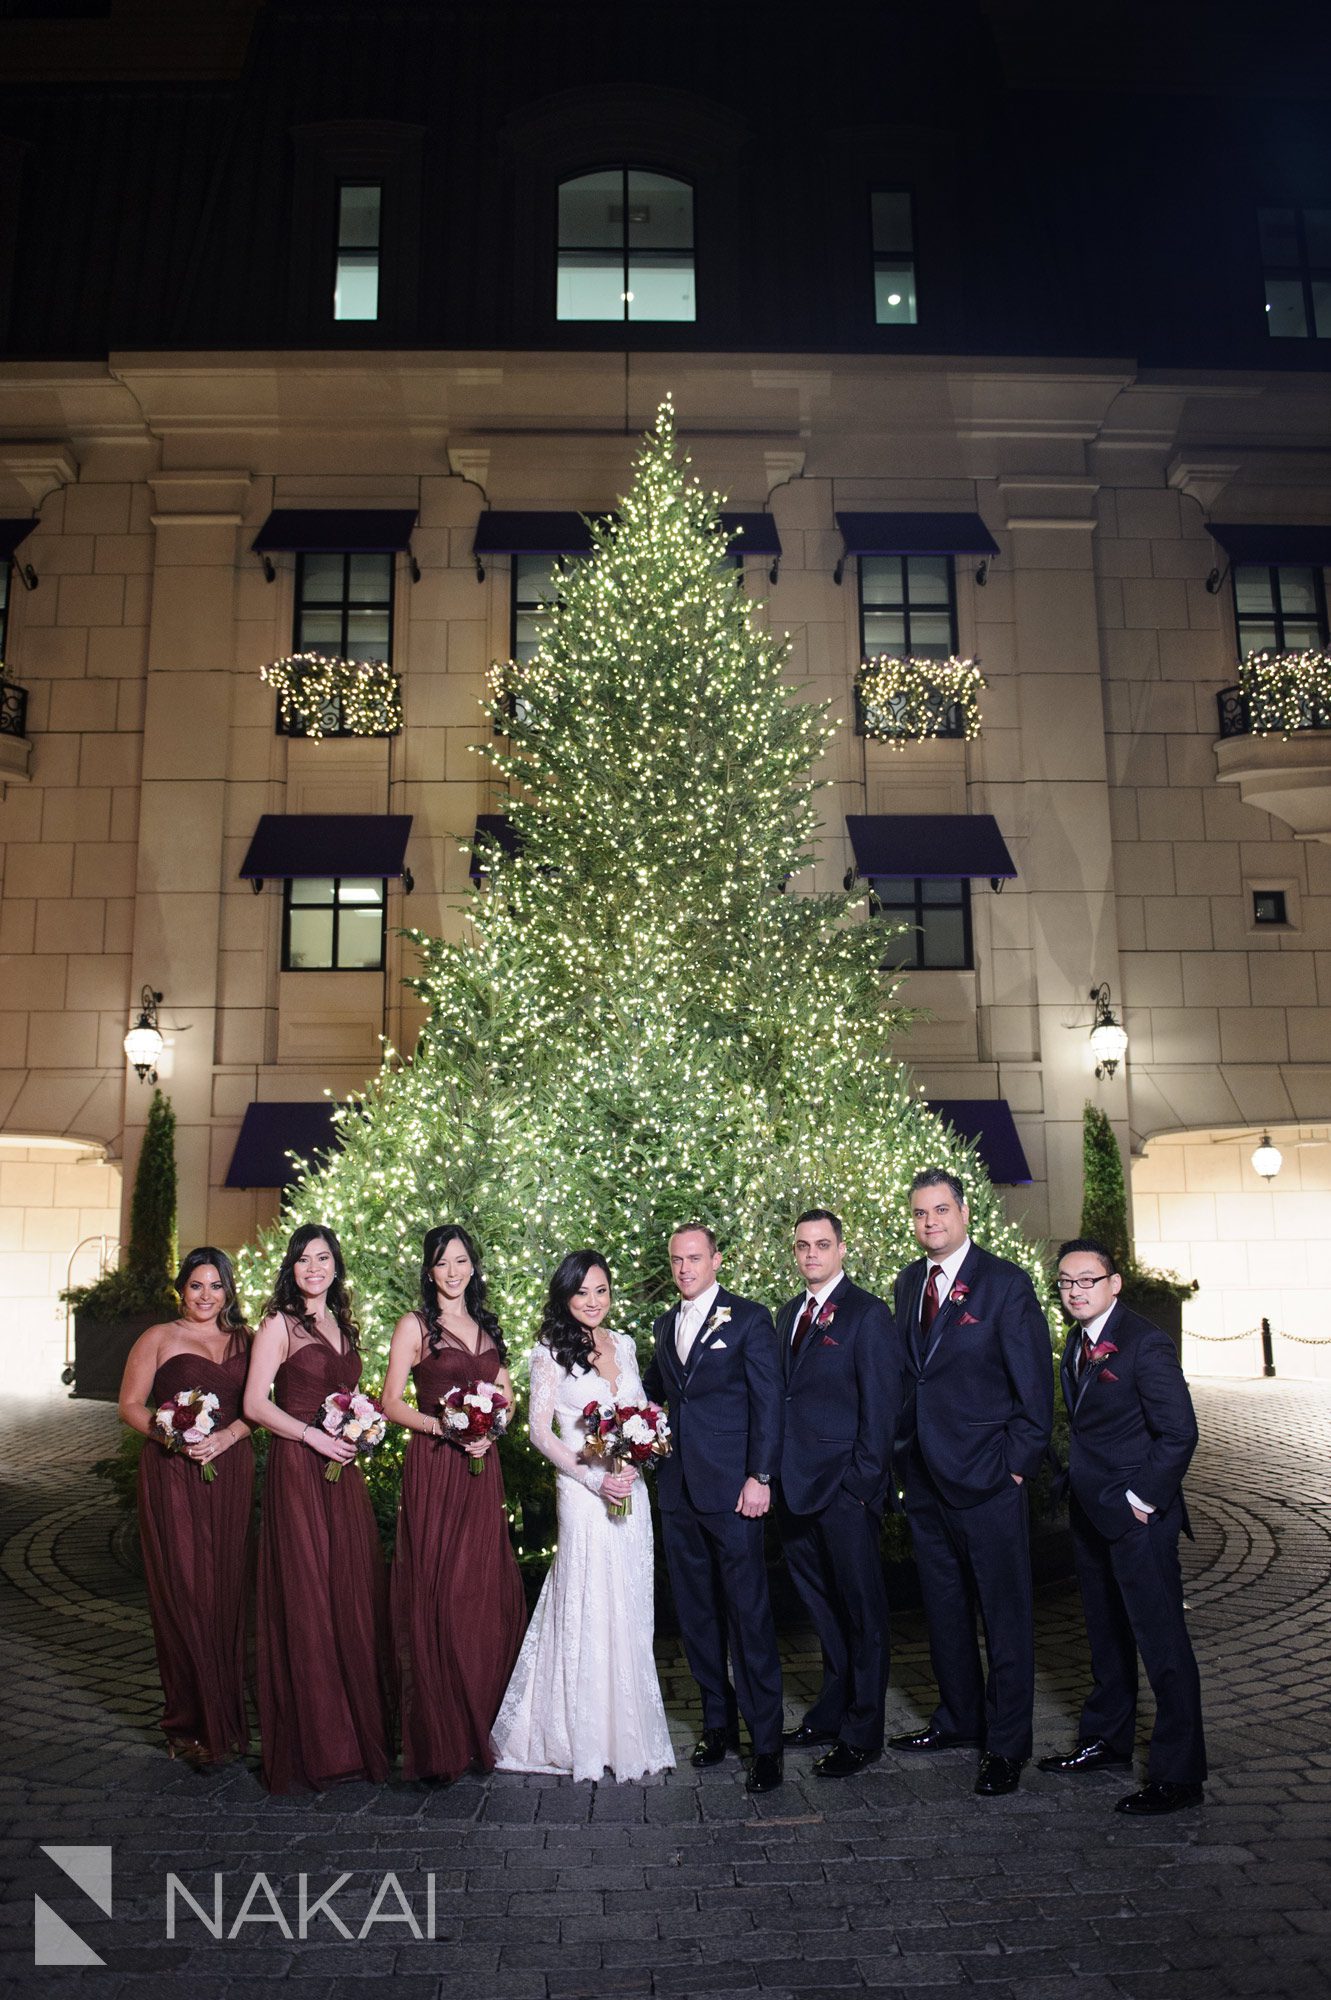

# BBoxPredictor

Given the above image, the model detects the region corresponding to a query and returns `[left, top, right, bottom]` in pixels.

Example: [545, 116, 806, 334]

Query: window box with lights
[1214, 648, 1331, 840]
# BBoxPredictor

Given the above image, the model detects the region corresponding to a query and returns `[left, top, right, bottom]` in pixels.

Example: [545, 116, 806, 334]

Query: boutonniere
[949, 1282, 970, 1306]
[705, 1307, 732, 1337]
[815, 1303, 838, 1328]
[1087, 1339, 1118, 1363]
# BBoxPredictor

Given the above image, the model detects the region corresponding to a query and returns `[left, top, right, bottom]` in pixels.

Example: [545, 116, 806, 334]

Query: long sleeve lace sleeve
[527, 1345, 606, 1493]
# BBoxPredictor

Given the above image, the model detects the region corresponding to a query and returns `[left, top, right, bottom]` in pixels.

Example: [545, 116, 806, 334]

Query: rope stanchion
[1183, 1319, 1331, 1384]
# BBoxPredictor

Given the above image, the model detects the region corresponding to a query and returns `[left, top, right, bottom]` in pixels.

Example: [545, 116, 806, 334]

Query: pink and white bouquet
[154, 1387, 223, 1483]
[580, 1399, 672, 1518]
[318, 1389, 388, 1482]
[439, 1377, 511, 1474]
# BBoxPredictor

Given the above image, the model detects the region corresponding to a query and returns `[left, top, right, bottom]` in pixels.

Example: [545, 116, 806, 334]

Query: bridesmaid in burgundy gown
[244, 1223, 392, 1792]
[383, 1225, 526, 1781]
[118, 1246, 254, 1766]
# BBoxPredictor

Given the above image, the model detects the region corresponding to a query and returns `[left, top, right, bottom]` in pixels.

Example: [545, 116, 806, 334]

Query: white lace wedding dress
[490, 1333, 675, 1781]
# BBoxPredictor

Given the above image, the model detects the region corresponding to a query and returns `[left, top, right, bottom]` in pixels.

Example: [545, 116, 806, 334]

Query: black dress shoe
[813, 1742, 880, 1778]
[782, 1722, 836, 1748]
[888, 1725, 980, 1753]
[691, 1727, 738, 1767]
[1115, 1780, 1204, 1816]
[1037, 1738, 1133, 1775]
[745, 1752, 784, 1794]
[974, 1752, 1024, 1796]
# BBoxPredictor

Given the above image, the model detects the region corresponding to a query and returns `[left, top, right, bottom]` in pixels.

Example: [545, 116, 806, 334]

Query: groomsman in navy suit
[889, 1169, 1054, 1795]
[1038, 1237, 1206, 1815]
[644, 1224, 786, 1794]
[776, 1209, 903, 1775]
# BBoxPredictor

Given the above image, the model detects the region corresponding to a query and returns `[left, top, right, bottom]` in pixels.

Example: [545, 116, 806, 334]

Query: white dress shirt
[919, 1238, 971, 1319]
[792, 1270, 843, 1342]
[676, 1280, 721, 1366]
[1077, 1302, 1152, 1516]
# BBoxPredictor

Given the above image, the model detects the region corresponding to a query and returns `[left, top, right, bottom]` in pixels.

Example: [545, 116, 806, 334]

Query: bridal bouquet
[317, 1389, 388, 1482]
[153, 1387, 223, 1483]
[581, 1399, 672, 1518]
[439, 1377, 511, 1473]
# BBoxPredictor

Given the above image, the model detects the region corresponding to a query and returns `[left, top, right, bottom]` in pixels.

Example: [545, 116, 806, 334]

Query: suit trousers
[906, 1469, 1034, 1759]
[660, 1500, 784, 1756]
[1070, 1492, 1207, 1784]
[780, 1490, 889, 1751]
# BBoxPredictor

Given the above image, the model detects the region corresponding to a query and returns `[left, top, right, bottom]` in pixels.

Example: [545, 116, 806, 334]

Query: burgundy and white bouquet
[153, 1387, 223, 1483]
[581, 1399, 672, 1518]
[439, 1377, 511, 1474]
[317, 1389, 388, 1482]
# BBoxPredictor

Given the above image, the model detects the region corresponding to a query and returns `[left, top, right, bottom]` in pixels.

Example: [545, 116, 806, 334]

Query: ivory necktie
[676, 1302, 701, 1366]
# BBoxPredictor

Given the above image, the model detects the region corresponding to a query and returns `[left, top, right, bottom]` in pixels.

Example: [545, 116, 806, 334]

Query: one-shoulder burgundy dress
[255, 1321, 392, 1792]
[136, 1346, 254, 1762]
[392, 1327, 526, 1780]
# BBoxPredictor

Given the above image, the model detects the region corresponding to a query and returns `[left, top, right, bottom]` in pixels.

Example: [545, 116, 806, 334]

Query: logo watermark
[34, 1845, 113, 1967]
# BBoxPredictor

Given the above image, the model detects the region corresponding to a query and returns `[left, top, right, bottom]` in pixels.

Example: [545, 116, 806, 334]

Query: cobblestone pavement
[1, 1378, 1329, 1999]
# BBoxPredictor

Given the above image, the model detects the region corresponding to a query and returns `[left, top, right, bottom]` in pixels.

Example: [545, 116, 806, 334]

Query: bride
[491, 1249, 675, 1781]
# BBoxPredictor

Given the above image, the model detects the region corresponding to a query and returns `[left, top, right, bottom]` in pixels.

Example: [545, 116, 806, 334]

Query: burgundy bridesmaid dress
[392, 1328, 527, 1781]
[255, 1320, 392, 1792]
[137, 1346, 254, 1762]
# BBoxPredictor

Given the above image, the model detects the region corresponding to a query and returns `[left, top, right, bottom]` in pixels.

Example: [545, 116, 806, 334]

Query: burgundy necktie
[792, 1295, 818, 1357]
[922, 1264, 944, 1333]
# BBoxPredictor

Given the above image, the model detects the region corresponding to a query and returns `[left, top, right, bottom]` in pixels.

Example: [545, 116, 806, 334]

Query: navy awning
[836, 512, 999, 558]
[927, 1099, 1032, 1186]
[225, 1101, 342, 1189]
[0, 519, 37, 560]
[239, 814, 412, 882]
[472, 511, 599, 557]
[719, 512, 782, 559]
[846, 814, 1017, 882]
[1208, 523, 1331, 568]
[468, 812, 522, 883]
[252, 509, 417, 554]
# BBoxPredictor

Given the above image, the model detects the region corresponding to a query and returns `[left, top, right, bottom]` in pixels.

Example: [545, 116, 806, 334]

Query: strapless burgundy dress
[392, 1338, 527, 1780]
[255, 1327, 392, 1791]
[137, 1346, 254, 1762]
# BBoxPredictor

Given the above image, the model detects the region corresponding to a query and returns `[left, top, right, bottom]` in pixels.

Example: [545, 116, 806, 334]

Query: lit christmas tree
[238, 403, 1048, 1384]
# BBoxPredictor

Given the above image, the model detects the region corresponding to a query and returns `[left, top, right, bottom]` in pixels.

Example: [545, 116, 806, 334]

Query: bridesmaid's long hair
[263, 1223, 361, 1349]
[418, 1224, 506, 1362]
[537, 1249, 611, 1376]
[175, 1245, 250, 1361]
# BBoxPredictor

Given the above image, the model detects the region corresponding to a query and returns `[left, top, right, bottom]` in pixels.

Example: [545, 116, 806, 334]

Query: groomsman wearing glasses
[776, 1210, 902, 1776]
[889, 1169, 1053, 1796]
[1038, 1237, 1206, 1815]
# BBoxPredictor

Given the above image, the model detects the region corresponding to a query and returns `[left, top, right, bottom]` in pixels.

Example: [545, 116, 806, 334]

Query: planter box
[72, 1311, 161, 1402]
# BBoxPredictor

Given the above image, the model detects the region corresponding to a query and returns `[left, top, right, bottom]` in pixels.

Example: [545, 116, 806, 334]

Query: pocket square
[958, 1312, 980, 1326]
[819, 1335, 840, 1347]
[1099, 1368, 1118, 1382]
[710, 1339, 728, 1350]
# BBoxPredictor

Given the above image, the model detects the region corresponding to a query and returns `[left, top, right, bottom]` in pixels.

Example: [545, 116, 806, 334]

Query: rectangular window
[511, 552, 565, 662]
[1232, 563, 1329, 657]
[0, 556, 9, 658]
[283, 877, 387, 971]
[334, 182, 382, 322]
[294, 550, 394, 663]
[871, 877, 972, 971]
[1259, 206, 1331, 339]
[872, 191, 917, 326]
[557, 169, 695, 323]
[859, 553, 957, 659]
[1252, 889, 1288, 926]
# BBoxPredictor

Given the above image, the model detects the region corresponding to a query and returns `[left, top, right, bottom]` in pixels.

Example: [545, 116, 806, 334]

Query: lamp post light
[1089, 982, 1129, 1080]
[123, 986, 164, 1083]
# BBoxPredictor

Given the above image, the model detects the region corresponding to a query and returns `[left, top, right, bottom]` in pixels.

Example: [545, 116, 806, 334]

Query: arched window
[556, 168, 695, 322]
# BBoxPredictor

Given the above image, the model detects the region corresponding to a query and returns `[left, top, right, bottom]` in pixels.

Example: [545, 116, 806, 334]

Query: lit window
[511, 552, 570, 662]
[1259, 207, 1331, 339]
[294, 551, 394, 663]
[871, 877, 972, 971]
[557, 169, 695, 322]
[1232, 563, 1328, 657]
[283, 877, 386, 971]
[859, 553, 957, 659]
[872, 192, 917, 325]
[1252, 889, 1288, 926]
[334, 183, 382, 322]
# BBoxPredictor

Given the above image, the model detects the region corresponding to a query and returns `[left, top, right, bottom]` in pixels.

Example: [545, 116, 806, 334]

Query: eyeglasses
[1056, 1274, 1110, 1294]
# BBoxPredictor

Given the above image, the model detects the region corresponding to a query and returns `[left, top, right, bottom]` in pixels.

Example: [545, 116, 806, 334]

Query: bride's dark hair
[537, 1249, 612, 1375]
[418, 1224, 506, 1361]
[262, 1223, 361, 1349]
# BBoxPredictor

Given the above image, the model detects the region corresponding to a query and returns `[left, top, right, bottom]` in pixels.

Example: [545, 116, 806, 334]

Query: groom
[644, 1224, 786, 1794]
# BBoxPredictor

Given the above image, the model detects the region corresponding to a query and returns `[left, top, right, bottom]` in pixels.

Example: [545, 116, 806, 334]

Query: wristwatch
[751, 1473, 771, 1486]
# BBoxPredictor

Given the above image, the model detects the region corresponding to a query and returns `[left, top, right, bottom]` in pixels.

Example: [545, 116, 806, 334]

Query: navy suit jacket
[643, 1286, 783, 1516]
[775, 1275, 903, 1517]
[1059, 1300, 1198, 1542]
[894, 1242, 1054, 1510]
